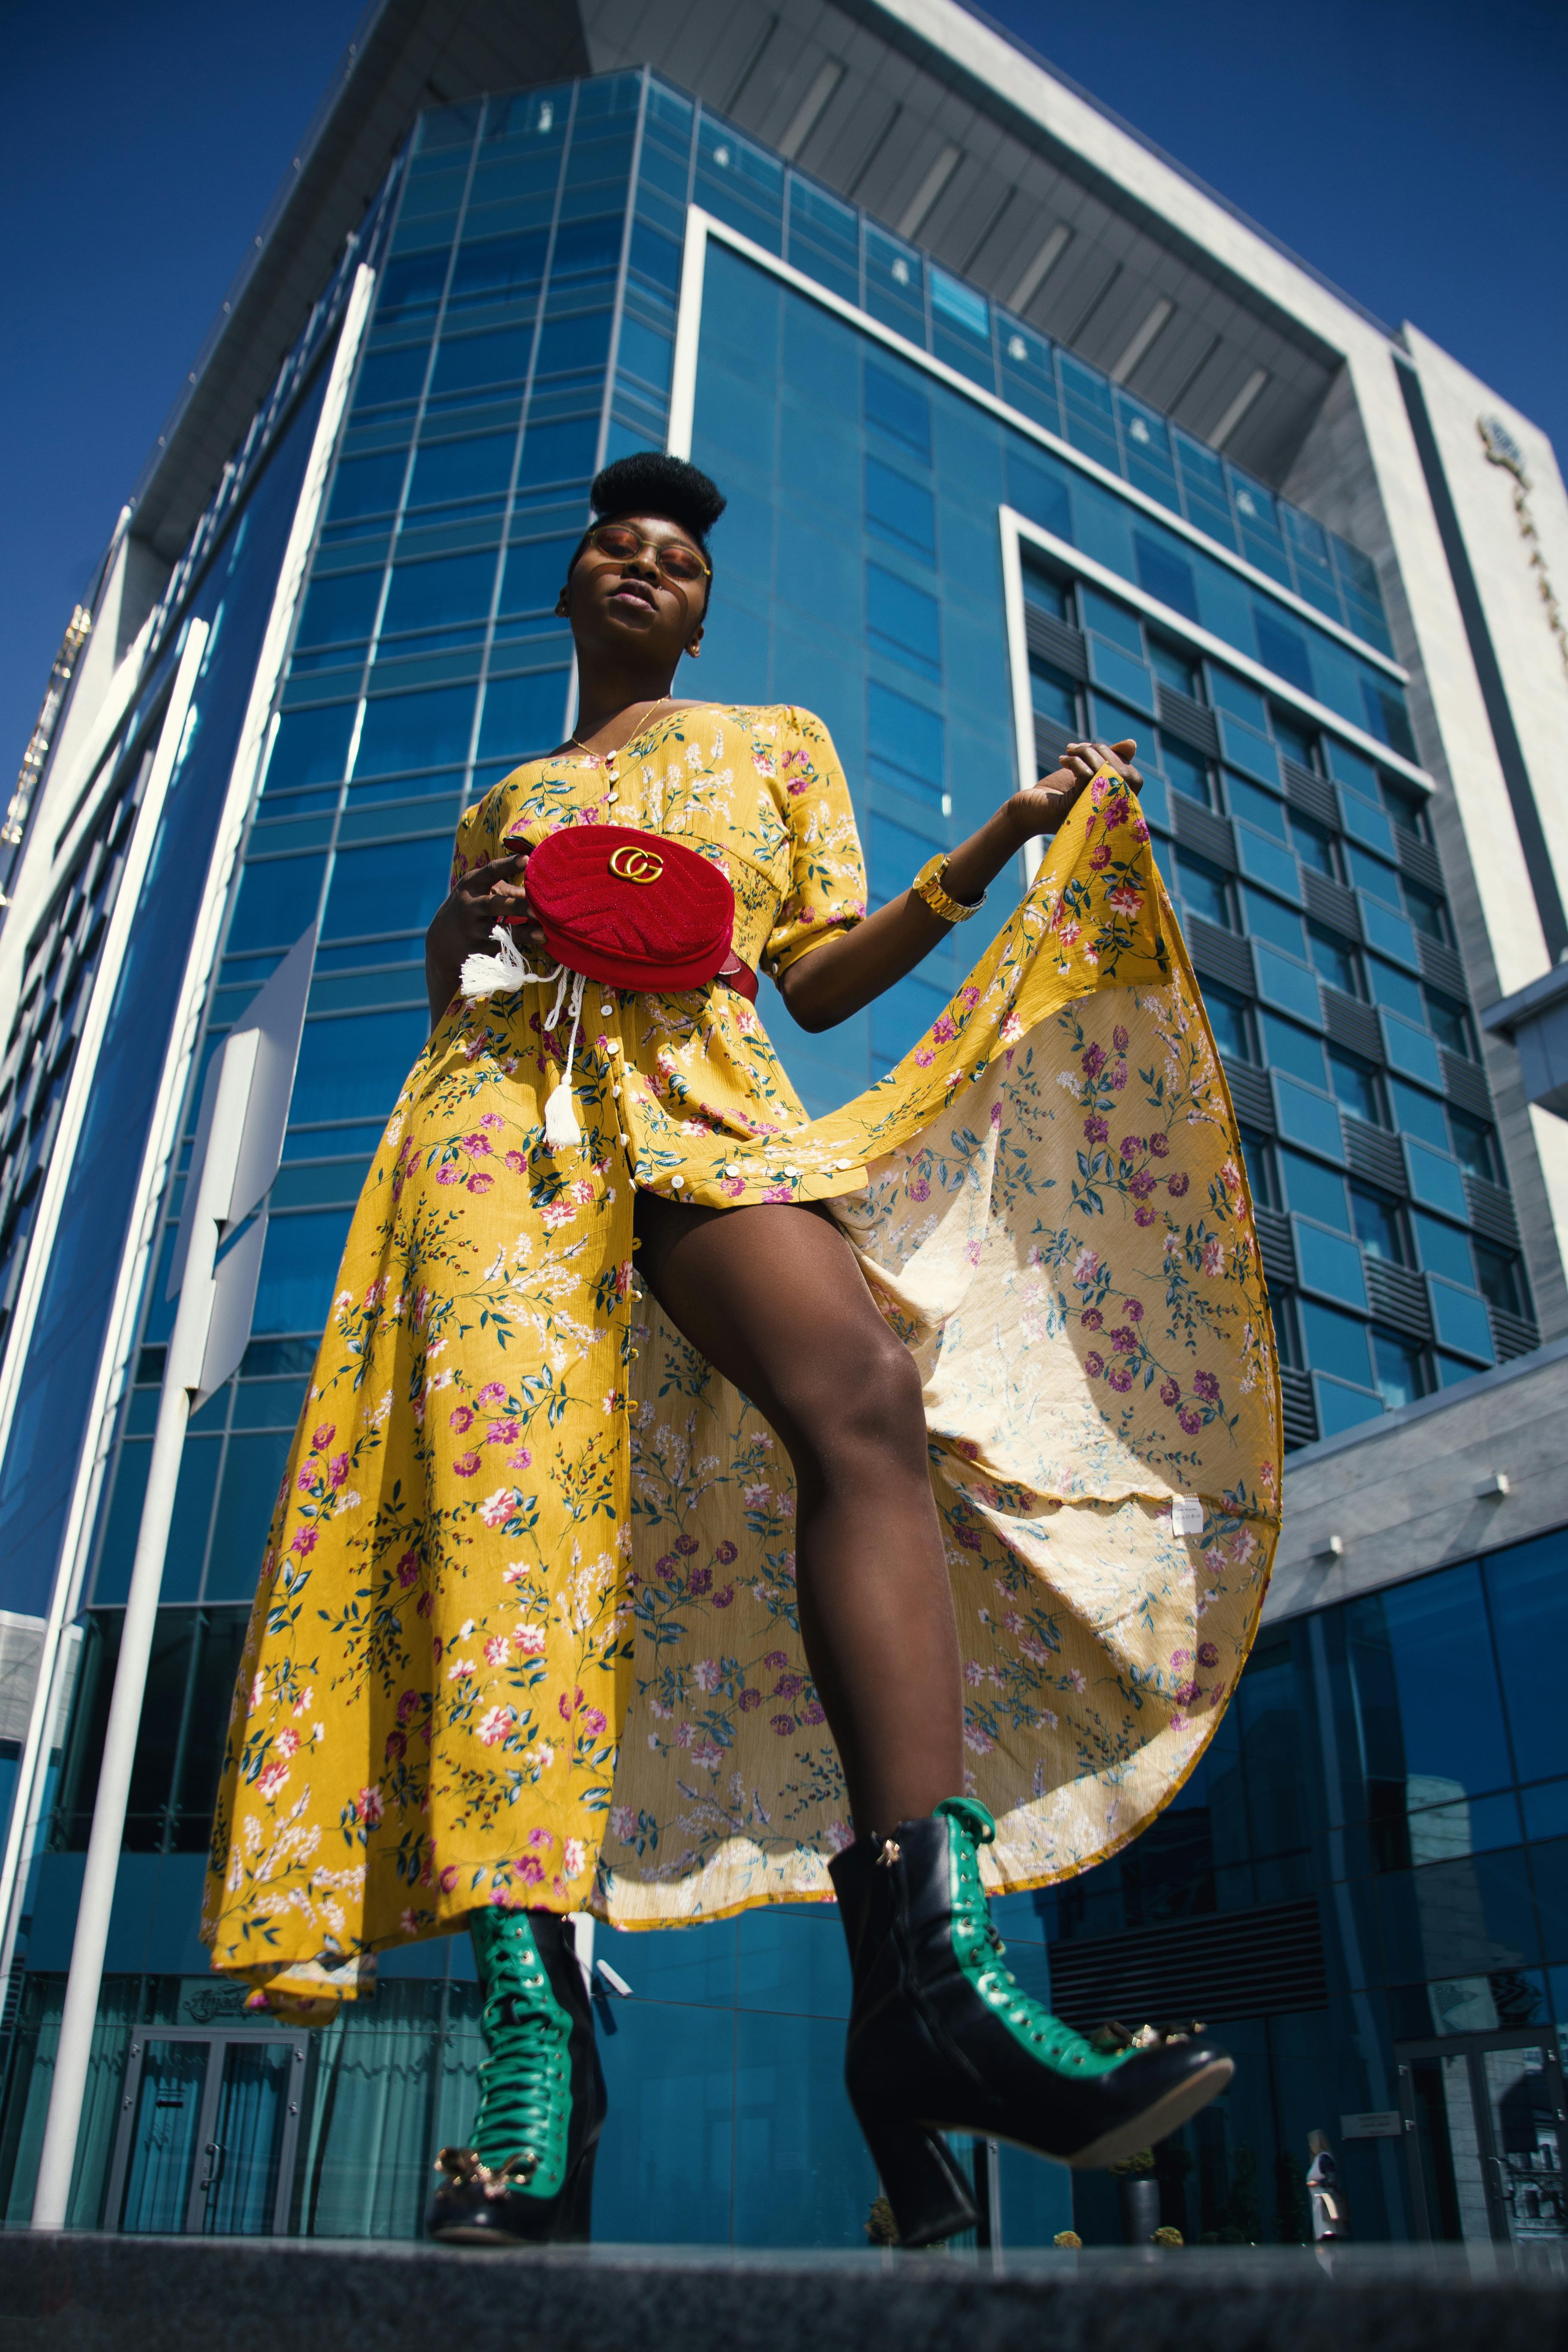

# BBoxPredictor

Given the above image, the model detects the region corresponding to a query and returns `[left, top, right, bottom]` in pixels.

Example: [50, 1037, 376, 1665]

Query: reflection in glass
[202, 2043, 294, 2233]
[121, 2041, 208, 2231]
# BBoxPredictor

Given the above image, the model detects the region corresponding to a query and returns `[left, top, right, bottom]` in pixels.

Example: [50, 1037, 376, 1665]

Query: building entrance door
[1396, 2031, 1567, 2245]
[104, 2027, 306, 2234]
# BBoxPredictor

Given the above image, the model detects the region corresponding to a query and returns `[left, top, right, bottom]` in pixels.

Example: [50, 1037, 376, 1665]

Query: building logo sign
[1479, 413, 1568, 681]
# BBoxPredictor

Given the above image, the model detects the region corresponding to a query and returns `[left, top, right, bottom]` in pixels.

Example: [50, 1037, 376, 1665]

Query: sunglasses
[583, 521, 710, 585]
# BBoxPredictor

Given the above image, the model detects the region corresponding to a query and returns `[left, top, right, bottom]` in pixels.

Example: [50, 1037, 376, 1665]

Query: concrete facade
[1268, 1338, 1568, 1624]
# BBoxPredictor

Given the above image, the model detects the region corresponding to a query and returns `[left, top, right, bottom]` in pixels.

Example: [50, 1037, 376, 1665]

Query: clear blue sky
[2, 0, 1563, 779]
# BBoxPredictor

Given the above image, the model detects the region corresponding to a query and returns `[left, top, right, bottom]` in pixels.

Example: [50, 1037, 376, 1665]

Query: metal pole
[29, 1031, 256, 2229]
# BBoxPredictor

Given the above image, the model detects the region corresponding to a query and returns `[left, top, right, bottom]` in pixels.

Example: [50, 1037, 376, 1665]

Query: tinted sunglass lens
[591, 525, 704, 580]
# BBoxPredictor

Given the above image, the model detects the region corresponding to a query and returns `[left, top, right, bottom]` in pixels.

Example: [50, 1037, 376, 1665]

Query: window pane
[1403, 880, 1449, 943]
[1412, 1210, 1474, 1286]
[1238, 1124, 1277, 1207]
[1243, 887, 1305, 957]
[1271, 709, 1317, 769]
[1030, 657, 1077, 730]
[1425, 991, 1473, 1057]
[205, 1433, 293, 1603]
[1079, 587, 1142, 655]
[1389, 1077, 1449, 1151]
[864, 363, 931, 461]
[1370, 1326, 1425, 1410]
[1148, 640, 1198, 697]
[1023, 571, 1067, 621]
[1289, 815, 1337, 877]
[252, 1208, 354, 1335]
[865, 457, 936, 560]
[1350, 1186, 1404, 1263]
[290, 1009, 428, 1124]
[1298, 1298, 1370, 1386]
[869, 812, 942, 906]
[1228, 774, 1287, 840]
[322, 839, 450, 942]
[498, 535, 579, 615]
[296, 570, 383, 649]
[1486, 1531, 1568, 1782]
[264, 705, 355, 794]
[1307, 922, 1358, 995]
[227, 856, 328, 954]
[477, 668, 569, 761]
[1259, 1013, 1326, 1089]
[328, 450, 409, 522]
[1449, 1110, 1499, 1183]
[382, 551, 498, 634]
[355, 684, 477, 777]
[1473, 1242, 1523, 1317]
[868, 680, 944, 802]
[1281, 1148, 1350, 1230]
[1328, 1047, 1382, 1126]
[1174, 848, 1230, 927]
[407, 432, 517, 507]
[1159, 739, 1210, 806]
[1348, 1561, 1514, 1801]
[1205, 987, 1252, 1062]
[866, 564, 940, 677]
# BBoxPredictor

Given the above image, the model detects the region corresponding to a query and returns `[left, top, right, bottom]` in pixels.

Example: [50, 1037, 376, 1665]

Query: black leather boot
[426, 1908, 606, 2245]
[829, 1798, 1233, 2248]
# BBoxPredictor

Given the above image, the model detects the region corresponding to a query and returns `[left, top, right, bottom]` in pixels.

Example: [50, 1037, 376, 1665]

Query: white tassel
[460, 925, 553, 1001]
[458, 929, 585, 1152]
[541, 971, 586, 1153]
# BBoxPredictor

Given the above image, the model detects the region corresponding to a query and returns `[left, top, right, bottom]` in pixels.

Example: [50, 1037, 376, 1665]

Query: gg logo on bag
[608, 844, 664, 885]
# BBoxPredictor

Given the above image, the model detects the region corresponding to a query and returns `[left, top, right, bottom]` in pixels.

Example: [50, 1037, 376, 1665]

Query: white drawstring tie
[459, 925, 586, 1152]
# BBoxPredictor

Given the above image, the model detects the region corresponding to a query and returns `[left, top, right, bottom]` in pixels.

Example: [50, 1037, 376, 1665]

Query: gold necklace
[569, 694, 670, 760]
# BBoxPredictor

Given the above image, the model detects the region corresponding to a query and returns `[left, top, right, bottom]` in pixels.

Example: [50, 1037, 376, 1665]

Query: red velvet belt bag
[515, 824, 757, 1000]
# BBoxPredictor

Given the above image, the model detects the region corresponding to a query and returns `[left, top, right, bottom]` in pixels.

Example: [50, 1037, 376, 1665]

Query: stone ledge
[1, 2236, 1565, 2352]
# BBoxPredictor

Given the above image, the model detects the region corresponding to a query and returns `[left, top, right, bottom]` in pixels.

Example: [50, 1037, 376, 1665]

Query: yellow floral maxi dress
[204, 705, 1281, 2010]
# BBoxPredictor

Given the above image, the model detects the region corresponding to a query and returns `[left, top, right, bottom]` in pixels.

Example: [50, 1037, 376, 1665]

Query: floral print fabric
[203, 707, 1280, 2009]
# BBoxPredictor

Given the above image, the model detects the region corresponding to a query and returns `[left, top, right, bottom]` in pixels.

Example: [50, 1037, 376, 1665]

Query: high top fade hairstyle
[567, 452, 727, 613]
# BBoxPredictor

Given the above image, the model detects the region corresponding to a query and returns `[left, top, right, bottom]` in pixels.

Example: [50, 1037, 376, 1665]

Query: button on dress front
[203, 705, 1281, 2013]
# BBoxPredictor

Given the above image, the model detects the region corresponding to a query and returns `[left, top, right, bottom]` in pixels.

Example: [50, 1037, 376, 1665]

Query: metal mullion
[356, 113, 484, 757]
[102, 2027, 151, 2230]
[184, 2033, 228, 2235]
[272, 2033, 309, 2234]
[596, 73, 651, 481]
[158, 1604, 213, 1853]
[481, 84, 578, 763]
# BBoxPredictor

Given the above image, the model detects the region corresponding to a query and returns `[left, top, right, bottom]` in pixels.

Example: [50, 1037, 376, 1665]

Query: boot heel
[856, 2104, 977, 2248]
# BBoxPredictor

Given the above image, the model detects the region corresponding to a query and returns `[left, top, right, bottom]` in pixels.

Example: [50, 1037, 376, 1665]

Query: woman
[205, 452, 1280, 2248]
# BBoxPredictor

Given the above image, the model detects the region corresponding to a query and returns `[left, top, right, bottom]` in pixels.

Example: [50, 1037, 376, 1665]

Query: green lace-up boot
[829, 1798, 1232, 2247]
[427, 1908, 606, 2244]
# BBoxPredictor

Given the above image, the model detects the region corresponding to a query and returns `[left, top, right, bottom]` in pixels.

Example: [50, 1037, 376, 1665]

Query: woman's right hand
[425, 851, 540, 1026]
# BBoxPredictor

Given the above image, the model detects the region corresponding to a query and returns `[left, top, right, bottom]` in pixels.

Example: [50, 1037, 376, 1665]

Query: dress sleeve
[761, 709, 867, 982]
[449, 787, 502, 889]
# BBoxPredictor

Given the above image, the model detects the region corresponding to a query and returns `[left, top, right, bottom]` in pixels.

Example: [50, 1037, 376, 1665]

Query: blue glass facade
[0, 65, 1551, 2248]
[1048, 1524, 1568, 2247]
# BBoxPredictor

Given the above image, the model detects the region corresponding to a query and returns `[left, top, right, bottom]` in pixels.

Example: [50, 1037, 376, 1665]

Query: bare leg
[633, 1191, 963, 1834]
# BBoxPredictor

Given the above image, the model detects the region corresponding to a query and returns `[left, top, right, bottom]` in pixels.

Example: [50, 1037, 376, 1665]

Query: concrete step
[2, 2236, 1566, 2352]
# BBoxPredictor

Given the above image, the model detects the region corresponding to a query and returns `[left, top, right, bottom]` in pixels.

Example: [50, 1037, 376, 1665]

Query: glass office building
[0, 50, 1562, 2248]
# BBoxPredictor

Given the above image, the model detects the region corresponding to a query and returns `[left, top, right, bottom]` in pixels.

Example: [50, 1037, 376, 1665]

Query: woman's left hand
[1008, 737, 1142, 841]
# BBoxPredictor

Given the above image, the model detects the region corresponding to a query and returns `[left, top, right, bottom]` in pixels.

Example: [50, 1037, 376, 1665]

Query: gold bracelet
[912, 851, 986, 924]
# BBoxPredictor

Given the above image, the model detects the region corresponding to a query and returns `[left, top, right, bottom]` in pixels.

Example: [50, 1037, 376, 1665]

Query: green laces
[934, 1798, 1130, 2079]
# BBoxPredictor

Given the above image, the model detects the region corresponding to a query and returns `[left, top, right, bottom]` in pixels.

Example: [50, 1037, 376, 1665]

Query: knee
[782, 1325, 927, 1480]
